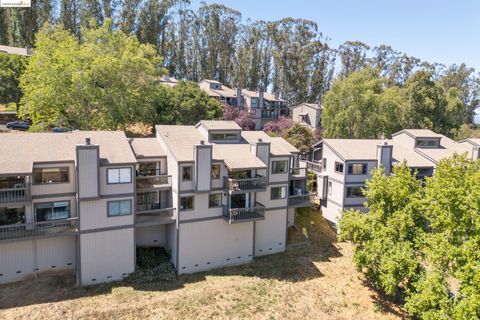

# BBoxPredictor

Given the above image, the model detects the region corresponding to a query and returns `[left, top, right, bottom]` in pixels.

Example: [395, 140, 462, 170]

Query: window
[180, 196, 194, 210]
[210, 133, 238, 141]
[328, 181, 332, 195]
[211, 164, 221, 179]
[322, 158, 327, 171]
[208, 193, 222, 208]
[271, 160, 288, 174]
[0, 207, 25, 226]
[348, 163, 367, 175]
[251, 98, 258, 106]
[416, 139, 439, 147]
[35, 201, 70, 221]
[346, 186, 364, 198]
[107, 168, 131, 184]
[271, 186, 287, 200]
[33, 167, 69, 184]
[211, 133, 224, 140]
[334, 162, 344, 174]
[182, 166, 192, 181]
[107, 200, 132, 217]
[138, 163, 158, 176]
[225, 133, 237, 140]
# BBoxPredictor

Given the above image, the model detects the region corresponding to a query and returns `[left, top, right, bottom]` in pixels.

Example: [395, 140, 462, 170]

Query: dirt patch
[0, 209, 407, 319]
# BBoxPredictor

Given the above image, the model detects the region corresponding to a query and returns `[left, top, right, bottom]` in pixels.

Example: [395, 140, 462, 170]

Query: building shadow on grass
[0, 207, 340, 310]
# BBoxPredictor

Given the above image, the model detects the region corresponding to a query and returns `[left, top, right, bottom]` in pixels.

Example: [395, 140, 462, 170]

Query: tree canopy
[0, 52, 27, 111]
[340, 156, 480, 319]
[322, 68, 466, 138]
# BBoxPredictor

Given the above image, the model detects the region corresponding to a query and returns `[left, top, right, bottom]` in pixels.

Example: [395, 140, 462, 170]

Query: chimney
[250, 138, 270, 178]
[194, 141, 212, 192]
[473, 146, 480, 160]
[377, 141, 393, 175]
[259, 90, 264, 108]
[236, 88, 242, 107]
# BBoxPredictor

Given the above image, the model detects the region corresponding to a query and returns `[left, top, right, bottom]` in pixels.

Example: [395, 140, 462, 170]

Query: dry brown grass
[0, 209, 406, 320]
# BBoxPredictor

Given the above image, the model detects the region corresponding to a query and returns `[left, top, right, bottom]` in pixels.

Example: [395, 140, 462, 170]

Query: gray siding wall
[77, 146, 99, 199]
[80, 228, 135, 285]
[99, 165, 135, 196]
[195, 145, 212, 192]
[135, 225, 167, 247]
[255, 209, 287, 256]
[31, 163, 76, 196]
[79, 196, 134, 231]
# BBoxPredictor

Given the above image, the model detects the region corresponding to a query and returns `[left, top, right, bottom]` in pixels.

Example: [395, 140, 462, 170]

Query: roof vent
[200, 140, 205, 145]
[383, 140, 388, 145]
[85, 137, 91, 145]
[258, 138, 262, 142]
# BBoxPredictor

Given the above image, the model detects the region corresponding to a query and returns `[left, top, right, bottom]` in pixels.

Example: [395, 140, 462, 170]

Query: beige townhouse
[0, 121, 311, 285]
[307, 129, 475, 224]
[291, 103, 322, 130]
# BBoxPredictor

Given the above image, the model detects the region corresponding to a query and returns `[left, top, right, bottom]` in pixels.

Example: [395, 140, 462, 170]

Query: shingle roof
[414, 136, 471, 164]
[156, 125, 205, 161]
[393, 129, 443, 139]
[213, 145, 267, 170]
[294, 103, 322, 110]
[0, 45, 30, 56]
[459, 138, 480, 147]
[0, 131, 136, 175]
[241, 131, 299, 156]
[196, 120, 241, 131]
[323, 139, 434, 167]
[129, 138, 166, 158]
[241, 89, 285, 102]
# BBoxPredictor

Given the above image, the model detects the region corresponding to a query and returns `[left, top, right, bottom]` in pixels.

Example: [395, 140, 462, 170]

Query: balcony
[136, 175, 172, 191]
[222, 202, 265, 224]
[290, 167, 307, 179]
[0, 187, 30, 205]
[136, 203, 175, 226]
[223, 176, 268, 194]
[288, 192, 314, 208]
[304, 160, 323, 173]
[0, 217, 78, 243]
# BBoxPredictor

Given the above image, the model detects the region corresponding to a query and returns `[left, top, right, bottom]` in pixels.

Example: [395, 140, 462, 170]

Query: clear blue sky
[190, 0, 480, 72]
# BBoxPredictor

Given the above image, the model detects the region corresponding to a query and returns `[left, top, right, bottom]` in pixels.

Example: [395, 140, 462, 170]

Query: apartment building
[0, 121, 311, 285]
[291, 103, 322, 130]
[241, 90, 288, 130]
[159, 75, 179, 87]
[198, 79, 288, 130]
[198, 79, 242, 108]
[0, 131, 137, 286]
[310, 129, 474, 224]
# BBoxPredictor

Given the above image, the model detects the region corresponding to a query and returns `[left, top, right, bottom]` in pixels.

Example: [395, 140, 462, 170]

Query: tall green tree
[0, 52, 27, 112]
[282, 123, 315, 153]
[338, 40, 370, 78]
[322, 68, 403, 138]
[20, 20, 165, 130]
[153, 80, 224, 125]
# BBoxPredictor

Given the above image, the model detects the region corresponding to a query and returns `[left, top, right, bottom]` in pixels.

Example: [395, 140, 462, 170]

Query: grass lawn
[0, 209, 406, 319]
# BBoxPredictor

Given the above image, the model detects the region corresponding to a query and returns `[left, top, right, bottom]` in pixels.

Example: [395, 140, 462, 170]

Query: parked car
[6, 121, 30, 131]
[52, 127, 73, 133]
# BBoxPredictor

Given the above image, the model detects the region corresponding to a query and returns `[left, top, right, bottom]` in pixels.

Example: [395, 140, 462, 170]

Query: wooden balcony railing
[0, 217, 78, 242]
[288, 192, 314, 207]
[136, 175, 172, 190]
[0, 187, 30, 204]
[222, 202, 265, 224]
[223, 176, 268, 193]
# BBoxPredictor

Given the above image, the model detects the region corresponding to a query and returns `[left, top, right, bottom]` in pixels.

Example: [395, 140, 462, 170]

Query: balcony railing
[136, 168, 162, 177]
[136, 202, 174, 214]
[304, 160, 323, 173]
[288, 192, 314, 207]
[0, 217, 78, 242]
[0, 187, 30, 204]
[136, 175, 172, 190]
[223, 176, 268, 193]
[222, 202, 265, 224]
[290, 167, 307, 179]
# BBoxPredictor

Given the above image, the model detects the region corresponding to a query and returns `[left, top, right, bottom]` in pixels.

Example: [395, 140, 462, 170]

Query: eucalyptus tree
[337, 40, 370, 78]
